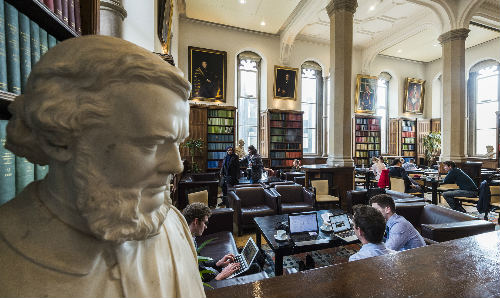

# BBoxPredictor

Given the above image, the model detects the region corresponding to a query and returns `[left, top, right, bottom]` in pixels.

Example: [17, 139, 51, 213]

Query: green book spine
[5, 2, 20, 94]
[0, 0, 8, 91]
[48, 34, 56, 49]
[15, 156, 34, 194]
[18, 12, 30, 93]
[35, 164, 48, 180]
[29, 21, 40, 66]
[0, 120, 15, 205]
[39, 28, 48, 57]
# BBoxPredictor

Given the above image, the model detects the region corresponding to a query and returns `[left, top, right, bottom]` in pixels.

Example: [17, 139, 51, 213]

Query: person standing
[441, 161, 478, 213]
[220, 146, 239, 206]
[240, 145, 263, 184]
[371, 156, 386, 181]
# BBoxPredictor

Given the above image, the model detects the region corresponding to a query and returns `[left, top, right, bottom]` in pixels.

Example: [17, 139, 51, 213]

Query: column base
[327, 155, 354, 167]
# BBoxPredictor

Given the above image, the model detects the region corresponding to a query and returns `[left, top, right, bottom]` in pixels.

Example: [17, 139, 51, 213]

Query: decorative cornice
[180, 17, 277, 38]
[326, 0, 358, 17]
[438, 28, 470, 44]
[100, 0, 127, 19]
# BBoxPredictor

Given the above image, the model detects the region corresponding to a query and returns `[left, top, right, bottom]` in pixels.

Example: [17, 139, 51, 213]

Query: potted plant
[182, 138, 204, 173]
[423, 132, 441, 166]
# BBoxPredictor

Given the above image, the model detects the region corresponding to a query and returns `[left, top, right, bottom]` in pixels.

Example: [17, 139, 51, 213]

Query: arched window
[301, 61, 322, 155]
[468, 60, 500, 156]
[237, 51, 261, 150]
[377, 72, 391, 154]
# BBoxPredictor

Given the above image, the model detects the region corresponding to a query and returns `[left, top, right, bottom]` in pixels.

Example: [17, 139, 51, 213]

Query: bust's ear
[38, 136, 74, 162]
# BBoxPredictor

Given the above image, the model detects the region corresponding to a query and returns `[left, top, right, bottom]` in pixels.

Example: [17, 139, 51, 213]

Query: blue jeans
[442, 189, 477, 212]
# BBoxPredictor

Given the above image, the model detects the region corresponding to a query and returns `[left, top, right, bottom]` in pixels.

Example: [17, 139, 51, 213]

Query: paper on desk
[321, 213, 333, 223]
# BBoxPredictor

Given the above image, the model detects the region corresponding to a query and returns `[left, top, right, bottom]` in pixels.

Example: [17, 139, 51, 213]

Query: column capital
[326, 0, 358, 17]
[438, 28, 470, 44]
[100, 0, 127, 20]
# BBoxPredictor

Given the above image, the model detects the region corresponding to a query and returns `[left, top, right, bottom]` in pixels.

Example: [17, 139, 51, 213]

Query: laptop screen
[241, 237, 258, 266]
[330, 214, 351, 233]
[288, 212, 318, 234]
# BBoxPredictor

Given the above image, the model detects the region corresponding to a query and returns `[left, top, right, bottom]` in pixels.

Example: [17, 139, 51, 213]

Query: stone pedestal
[439, 28, 469, 163]
[100, 0, 127, 37]
[326, 0, 357, 167]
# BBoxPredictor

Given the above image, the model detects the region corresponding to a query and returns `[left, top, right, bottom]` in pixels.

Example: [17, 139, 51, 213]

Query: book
[48, 34, 56, 49]
[35, 164, 48, 180]
[0, 120, 15, 205]
[61, 0, 68, 25]
[0, 0, 7, 92]
[54, 0, 62, 19]
[74, 0, 81, 34]
[39, 28, 48, 57]
[5, 2, 20, 94]
[18, 12, 31, 93]
[43, 0, 54, 12]
[68, 0, 75, 30]
[15, 156, 34, 195]
[30, 21, 40, 66]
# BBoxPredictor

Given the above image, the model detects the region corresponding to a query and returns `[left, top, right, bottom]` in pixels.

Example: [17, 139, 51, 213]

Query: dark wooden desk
[207, 231, 500, 298]
[302, 165, 354, 205]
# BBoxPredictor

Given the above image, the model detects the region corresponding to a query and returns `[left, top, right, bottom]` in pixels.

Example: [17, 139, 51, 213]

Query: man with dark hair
[441, 161, 478, 213]
[349, 205, 396, 262]
[402, 158, 417, 171]
[389, 158, 422, 193]
[240, 145, 263, 183]
[370, 194, 425, 251]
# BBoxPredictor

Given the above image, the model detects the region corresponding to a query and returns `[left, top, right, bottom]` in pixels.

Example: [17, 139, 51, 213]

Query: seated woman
[371, 156, 386, 181]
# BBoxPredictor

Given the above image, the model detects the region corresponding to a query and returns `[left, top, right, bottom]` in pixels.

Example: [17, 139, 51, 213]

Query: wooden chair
[390, 176, 424, 197]
[187, 190, 209, 206]
[310, 180, 340, 210]
[437, 184, 459, 205]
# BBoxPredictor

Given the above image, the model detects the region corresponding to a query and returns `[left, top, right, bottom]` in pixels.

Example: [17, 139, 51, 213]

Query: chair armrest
[228, 191, 241, 212]
[206, 272, 268, 289]
[421, 220, 495, 242]
[264, 189, 279, 211]
[204, 208, 234, 235]
[303, 188, 315, 205]
[423, 237, 438, 245]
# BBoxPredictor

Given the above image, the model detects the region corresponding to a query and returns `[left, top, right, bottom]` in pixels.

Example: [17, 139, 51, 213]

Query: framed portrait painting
[274, 66, 298, 100]
[355, 74, 378, 114]
[403, 78, 425, 114]
[157, 0, 174, 54]
[188, 46, 227, 102]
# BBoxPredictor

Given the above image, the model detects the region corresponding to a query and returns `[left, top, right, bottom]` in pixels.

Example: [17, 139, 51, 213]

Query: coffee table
[253, 209, 357, 276]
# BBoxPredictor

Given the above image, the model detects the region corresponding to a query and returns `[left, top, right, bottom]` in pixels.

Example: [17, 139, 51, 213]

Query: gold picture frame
[403, 78, 425, 114]
[274, 65, 298, 100]
[158, 0, 174, 54]
[188, 46, 227, 102]
[355, 74, 378, 114]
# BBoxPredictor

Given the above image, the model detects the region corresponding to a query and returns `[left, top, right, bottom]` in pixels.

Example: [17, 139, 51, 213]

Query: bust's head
[6, 36, 191, 243]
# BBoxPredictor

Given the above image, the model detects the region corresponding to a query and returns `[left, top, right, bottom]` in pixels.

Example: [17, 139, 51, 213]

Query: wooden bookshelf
[353, 114, 381, 167]
[417, 119, 430, 164]
[400, 118, 417, 161]
[260, 109, 303, 168]
[206, 106, 236, 170]
[431, 118, 441, 133]
[388, 118, 399, 156]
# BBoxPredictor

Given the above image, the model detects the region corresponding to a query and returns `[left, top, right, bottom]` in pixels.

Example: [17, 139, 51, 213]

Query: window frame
[300, 63, 322, 156]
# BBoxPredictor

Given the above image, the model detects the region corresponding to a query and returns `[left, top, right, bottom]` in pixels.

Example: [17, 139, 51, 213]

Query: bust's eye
[142, 143, 158, 151]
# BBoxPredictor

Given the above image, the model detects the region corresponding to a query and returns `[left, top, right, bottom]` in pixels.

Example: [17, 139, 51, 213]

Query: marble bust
[0, 36, 205, 297]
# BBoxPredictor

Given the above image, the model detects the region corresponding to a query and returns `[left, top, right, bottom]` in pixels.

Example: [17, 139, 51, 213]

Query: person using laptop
[183, 203, 261, 281]
[349, 205, 396, 262]
[370, 194, 426, 251]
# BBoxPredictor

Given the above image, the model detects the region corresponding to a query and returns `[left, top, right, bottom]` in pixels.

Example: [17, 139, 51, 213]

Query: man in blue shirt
[370, 194, 426, 251]
[349, 205, 396, 262]
[441, 161, 478, 213]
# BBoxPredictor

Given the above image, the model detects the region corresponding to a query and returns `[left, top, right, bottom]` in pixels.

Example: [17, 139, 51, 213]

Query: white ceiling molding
[180, 16, 277, 38]
[458, 0, 488, 29]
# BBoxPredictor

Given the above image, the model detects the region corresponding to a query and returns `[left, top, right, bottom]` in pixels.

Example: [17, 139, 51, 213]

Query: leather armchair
[268, 181, 296, 188]
[228, 187, 279, 235]
[273, 185, 315, 214]
[344, 189, 424, 213]
[395, 203, 495, 243]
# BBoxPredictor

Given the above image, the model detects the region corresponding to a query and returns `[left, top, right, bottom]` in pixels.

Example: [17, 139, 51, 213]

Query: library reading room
[1, 0, 500, 297]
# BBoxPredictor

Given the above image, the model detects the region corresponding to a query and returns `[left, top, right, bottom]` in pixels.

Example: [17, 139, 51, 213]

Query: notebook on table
[227, 237, 259, 279]
[329, 213, 358, 243]
[288, 212, 328, 246]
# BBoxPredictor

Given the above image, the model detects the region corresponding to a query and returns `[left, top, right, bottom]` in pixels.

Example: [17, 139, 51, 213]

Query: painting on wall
[188, 46, 227, 102]
[403, 77, 425, 114]
[355, 74, 378, 114]
[274, 65, 298, 100]
[157, 0, 174, 54]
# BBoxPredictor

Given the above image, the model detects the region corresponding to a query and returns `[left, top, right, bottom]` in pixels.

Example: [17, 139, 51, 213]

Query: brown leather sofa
[344, 189, 425, 213]
[273, 184, 315, 214]
[197, 208, 268, 289]
[228, 186, 279, 235]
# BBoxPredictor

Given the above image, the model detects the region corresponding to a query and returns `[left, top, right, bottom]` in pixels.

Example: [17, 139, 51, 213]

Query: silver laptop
[227, 237, 259, 279]
[288, 212, 328, 246]
[329, 213, 358, 242]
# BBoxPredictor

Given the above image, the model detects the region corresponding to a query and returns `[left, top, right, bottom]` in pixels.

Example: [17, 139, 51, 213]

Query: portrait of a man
[403, 78, 425, 114]
[274, 66, 298, 99]
[189, 46, 226, 102]
[355, 74, 378, 114]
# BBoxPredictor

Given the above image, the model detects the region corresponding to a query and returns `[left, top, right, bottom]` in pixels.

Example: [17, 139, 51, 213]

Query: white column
[100, 0, 127, 37]
[326, 0, 357, 167]
[322, 75, 329, 157]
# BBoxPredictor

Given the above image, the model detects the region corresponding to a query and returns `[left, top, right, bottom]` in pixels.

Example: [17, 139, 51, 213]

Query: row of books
[39, 0, 82, 34]
[402, 131, 415, 137]
[1, 1, 60, 94]
[208, 125, 233, 134]
[402, 151, 416, 157]
[355, 124, 380, 131]
[354, 137, 380, 143]
[208, 151, 227, 160]
[207, 160, 222, 169]
[354, 150, 381, 158]
[271, 159, 297, 167]
[402, 137, 415, 144]
[269, 113, 302, 121]
[208, 109, 234, 118]
[207, 134, 234, 142]
[1, 120, 48, 205]
[207, 142, 234, 151]
[270, 128, 302, 136]
[270, 151, 302, 159]
[270, 143, 301, 150]
[270, 135, 301, 143]
[355, 131, 380, 137]
[355, 118, 380, 125]
[207, 117, 234, 126]
[355, 143, 381, 150]
[402, 144, 416, 151]
[401, 125, 415, 132]
[270, 121, 301, 128]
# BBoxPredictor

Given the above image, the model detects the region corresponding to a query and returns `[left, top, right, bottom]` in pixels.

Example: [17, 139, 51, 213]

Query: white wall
[123, 0, 156, 51]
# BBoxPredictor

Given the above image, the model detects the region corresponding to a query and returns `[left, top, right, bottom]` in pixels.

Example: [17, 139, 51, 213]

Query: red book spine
[61, 0, 69, 25]
[68, 0, 75, 30]
[74, 0, 81, 35]
[54, 0, 63, 18]
[43, 0, 54, 12]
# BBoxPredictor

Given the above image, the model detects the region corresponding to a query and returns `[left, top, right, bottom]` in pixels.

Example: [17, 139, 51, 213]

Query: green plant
[197, 237, 217, 289]
[182, 138, 204, 173]
[423, 132, 441, 166]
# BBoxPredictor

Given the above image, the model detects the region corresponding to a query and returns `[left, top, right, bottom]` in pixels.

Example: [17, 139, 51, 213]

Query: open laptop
[329, 213, 358, 243]
[227, 237, 259, 279]
[288, 212, 328, 246]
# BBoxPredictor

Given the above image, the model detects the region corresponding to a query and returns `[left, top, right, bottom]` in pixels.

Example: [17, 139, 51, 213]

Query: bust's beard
[73, 147, 170, 243]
